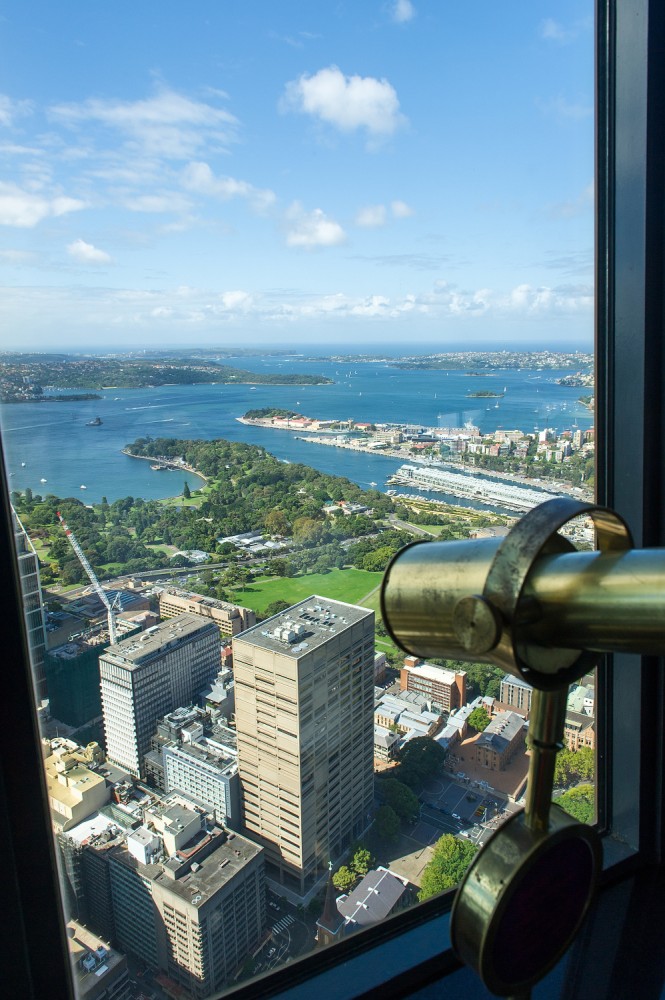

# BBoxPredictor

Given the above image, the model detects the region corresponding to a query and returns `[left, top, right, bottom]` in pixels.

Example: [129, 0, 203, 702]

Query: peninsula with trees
[0, 354, 333, 399]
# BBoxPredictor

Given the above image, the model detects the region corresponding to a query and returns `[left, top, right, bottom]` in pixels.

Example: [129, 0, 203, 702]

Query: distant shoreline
[1, 393, 102, 404]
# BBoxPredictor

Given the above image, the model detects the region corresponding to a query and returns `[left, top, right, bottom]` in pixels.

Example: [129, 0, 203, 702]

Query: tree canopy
[553, 746, 595, 789]
[349, 846, 373, 877]
[12, 435, 401, 581]
[418, 834, 478, 902]
[467, 706, 492, 732]
[554, 784, 594, 824]
[332, 865, 357, 893]
[379, 778, 420, 822]
[373, 804, 401, 841]
[396, 737, 447, 789]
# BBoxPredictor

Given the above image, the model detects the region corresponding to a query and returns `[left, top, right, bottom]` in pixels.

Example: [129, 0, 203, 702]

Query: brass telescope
[380, 497, 663, 995]
[380, 496, 665, 688]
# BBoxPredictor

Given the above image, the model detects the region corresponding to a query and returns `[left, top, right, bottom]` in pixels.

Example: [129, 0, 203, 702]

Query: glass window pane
[0, 2, 594, 996]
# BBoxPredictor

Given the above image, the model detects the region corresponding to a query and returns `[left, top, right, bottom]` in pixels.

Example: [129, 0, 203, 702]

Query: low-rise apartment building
[400, 657, 466, 713]
[159, 588, 256, 638]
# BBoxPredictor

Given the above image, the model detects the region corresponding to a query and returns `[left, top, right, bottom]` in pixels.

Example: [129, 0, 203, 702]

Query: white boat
[80, 485, 87, 490]
[21, 462, 26, 467]
[40, 478, 47, 483]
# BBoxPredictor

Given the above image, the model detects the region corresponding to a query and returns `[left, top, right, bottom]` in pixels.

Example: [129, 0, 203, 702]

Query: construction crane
[56, 510, 118, 644]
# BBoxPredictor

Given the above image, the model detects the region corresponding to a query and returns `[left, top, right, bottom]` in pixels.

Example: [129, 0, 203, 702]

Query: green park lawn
[228, 567, 384, 615]
[146, 542, 180, 556]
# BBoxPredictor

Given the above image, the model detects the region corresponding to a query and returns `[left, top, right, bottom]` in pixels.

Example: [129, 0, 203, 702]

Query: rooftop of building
[337, 867, 408, 927]
[164, 737, 237, 773]
[111, 827, 262, 907]
[233, 596, 372, 657]
[402, 661, 466, 684]
[44, 754, 107, 810]
[62, 809, 131, 849]
[380, 690, 430, 713]
[565, 710, 595, 732]
[154, 705, 237, 755]
[501, 673, 532, 690]
[47, 617, 140, 658]
[67, 919, 125, 993]
[100, 613, 219, 667]
[475, 711, 525, 754]
[159, 587, 251, 616]
[373, 725, 400, 748]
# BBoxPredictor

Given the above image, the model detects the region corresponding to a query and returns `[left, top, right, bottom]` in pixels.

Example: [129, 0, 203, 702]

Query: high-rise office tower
[12, 508, 47, 697]
[99, 615, 220, 777]
[233, 597, 375, 896]
[108, 816, 265, 999]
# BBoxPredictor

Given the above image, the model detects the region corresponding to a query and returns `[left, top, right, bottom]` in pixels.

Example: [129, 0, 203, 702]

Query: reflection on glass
[1, 1, 593, 996]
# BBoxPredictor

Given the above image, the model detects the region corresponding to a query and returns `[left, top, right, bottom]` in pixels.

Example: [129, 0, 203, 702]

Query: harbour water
[0, 354, 593, 505]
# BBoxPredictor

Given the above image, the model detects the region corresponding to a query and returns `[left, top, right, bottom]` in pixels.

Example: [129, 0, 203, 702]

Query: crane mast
[56, 511, 118, 644]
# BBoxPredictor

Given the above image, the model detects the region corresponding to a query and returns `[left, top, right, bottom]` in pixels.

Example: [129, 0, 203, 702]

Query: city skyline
[0, 1, 593, 349]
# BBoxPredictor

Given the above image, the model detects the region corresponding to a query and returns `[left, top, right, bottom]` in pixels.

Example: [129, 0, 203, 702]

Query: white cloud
[550, 181, 594, 219]
[50, 86, 239, 160]
[284, 202, 346, 248]
[181, 161, 276, 211]
[0, 95, 33, 127]
[281, 65, 406, 138]
[0, 182, 85, 227]
[539, 17, 590, 43]
[355, 204, 387, 228]
[0, 276, 594, 346]
[538, 96, 592, 121]
[67, 238, 112, 264]
[390, 1, 416, 24]
[0, 249, 36, 264]
[540, 18, 568, 41]
[220, 290, 253, 310]
[120, 192, 194, 214]
[391, 199, 413, 218]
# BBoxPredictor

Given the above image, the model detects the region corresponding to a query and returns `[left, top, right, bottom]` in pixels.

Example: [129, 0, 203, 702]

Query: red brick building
[400, 657, 466, 713]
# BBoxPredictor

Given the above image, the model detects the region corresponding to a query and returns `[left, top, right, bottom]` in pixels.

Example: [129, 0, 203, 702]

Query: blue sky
[0, 1, 593, 351]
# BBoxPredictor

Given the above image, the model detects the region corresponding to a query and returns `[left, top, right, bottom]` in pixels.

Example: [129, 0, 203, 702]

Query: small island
[466, 391, 504, 398]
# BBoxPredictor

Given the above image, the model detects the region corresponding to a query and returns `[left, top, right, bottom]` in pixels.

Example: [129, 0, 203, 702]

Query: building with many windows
[163, 735, 240, 828]
[563, 710, 596, 752]
[233, 597, 375, 898]
[12, 508, 47, 697]
[159, 588, 256, 639]
[99, 615, 221, 777]
[400, 656, 467, 713]
[499, 673, 534, 714]
[107, 822, 265, 999]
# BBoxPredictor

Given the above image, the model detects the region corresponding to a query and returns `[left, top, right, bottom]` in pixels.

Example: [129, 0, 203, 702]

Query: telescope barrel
[381, 540, 665, 660]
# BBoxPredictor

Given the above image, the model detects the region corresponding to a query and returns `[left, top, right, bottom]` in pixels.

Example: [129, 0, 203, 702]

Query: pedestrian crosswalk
[273, 914, 294, 933]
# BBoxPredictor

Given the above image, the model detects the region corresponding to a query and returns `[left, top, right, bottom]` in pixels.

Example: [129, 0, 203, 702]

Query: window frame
[3, 1, 665, 996]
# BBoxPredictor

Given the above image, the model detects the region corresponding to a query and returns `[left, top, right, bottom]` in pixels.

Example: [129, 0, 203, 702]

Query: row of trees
[332, 846, 374, 893]
[418, 834, 479, 901]
[554, 784, 594, 824]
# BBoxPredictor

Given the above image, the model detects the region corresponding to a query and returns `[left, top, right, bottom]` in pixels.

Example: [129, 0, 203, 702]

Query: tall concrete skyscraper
[12, 507, 47, 697]
[233, 597, 375, 896]
[99, 614, 220, 777]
